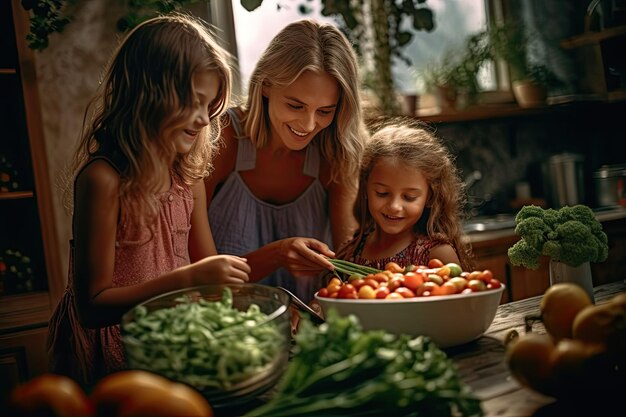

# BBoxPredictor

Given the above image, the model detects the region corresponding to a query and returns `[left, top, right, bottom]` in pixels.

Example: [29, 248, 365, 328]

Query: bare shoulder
[429, 242, 461, 265]
[75, 159, 120, 196]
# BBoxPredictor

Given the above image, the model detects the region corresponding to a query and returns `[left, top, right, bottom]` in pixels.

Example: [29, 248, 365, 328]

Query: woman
[205, 19, 369, 302]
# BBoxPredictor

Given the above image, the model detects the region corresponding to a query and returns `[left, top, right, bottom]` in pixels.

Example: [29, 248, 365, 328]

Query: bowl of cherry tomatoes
[314, 259, 505, 348]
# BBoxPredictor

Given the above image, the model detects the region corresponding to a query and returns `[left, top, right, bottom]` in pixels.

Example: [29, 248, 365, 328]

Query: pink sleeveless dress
[46, 156, 193, 386]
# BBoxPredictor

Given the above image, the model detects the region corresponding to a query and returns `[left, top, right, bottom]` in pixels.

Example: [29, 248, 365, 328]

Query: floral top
[349, 233, 451, 270]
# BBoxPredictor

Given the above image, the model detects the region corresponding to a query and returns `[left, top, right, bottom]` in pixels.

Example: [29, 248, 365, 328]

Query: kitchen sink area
[463, 213, 517, 233]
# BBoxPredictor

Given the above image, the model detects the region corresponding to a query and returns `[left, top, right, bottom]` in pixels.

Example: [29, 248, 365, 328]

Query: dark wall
[435, 101, 626, 215]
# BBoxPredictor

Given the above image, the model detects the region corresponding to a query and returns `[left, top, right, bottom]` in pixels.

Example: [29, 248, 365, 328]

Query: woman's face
[366, 156, 430, 238]
[263, 70, 340, 151]
[167, 69, 220, 154]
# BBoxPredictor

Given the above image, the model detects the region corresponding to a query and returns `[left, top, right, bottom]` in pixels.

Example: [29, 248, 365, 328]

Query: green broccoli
[507, 204, 609, 269]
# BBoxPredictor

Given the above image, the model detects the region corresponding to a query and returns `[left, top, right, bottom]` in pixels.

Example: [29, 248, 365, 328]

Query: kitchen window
[212, 0, 500, 97]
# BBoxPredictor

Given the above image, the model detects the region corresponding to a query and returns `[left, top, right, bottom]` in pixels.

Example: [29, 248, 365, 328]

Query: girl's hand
[277, 238, 335, 277]
[189, 255, 251, 284]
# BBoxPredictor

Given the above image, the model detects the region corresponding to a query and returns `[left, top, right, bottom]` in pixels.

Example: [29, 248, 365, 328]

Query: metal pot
[593, 164, 626, 207]
[543, 153, 586, 208]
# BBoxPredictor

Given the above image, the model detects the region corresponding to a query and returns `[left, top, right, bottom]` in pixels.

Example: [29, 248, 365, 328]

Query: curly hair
[242, 19, 368, 185]
[339, 119, 474, 270]
[65, 13, 232, 224]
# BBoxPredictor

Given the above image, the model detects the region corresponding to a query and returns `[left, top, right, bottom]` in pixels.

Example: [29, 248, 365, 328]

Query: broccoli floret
[507, 204, 609, 269]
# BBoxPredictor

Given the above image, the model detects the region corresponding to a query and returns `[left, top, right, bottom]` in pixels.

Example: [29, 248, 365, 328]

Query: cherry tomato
[445, 263, 463, 277]
[436, 266, 451, 277]
[357, 285, 377, 299]
[468, 279, 487, 292]
[428, 258, 444, 269]
[394, 287, 416, 298]
[363, 278, 379, 289]
[448, 277, 468, 292]
[402, 272, 424, 291]
[375, 286, 391, 299]
[384, 262, 404, 273]
[441, 281, 459, 295]
[385, 292, 404, 300]
[487, 278, 502, 289]
[480, 269, 494, 282]
[337, 284, 357, 299]
[350, 278, 365, 290]
[317, 288, 330, 298]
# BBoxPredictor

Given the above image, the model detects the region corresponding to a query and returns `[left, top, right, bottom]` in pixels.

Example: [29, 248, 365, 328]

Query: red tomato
[350, 278, 365, 290]
[363, 278, 379, 289]
[317, 288, 330, 298]
[8, 374, 93, 417]
[394, 287, 416, 298]
[441, 281, 459, 295]
[428, 258, 444, 269]
[481, 269, 494, 282]
[337, 284, 357, 299]
[387, 277, 404, 292]
[402, 272, 424, 291]
[375, 286, 391, 299]
[487, 278, 502, 289]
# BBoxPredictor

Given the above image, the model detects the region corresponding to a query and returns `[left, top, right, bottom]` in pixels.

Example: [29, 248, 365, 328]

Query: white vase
[549, 260, 595, 304]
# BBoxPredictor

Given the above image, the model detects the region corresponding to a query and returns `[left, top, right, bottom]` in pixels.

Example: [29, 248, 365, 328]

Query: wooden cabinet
[0, 0, 64, 402]
[470, 215, 626, 304]
[471, 234, 550, 304]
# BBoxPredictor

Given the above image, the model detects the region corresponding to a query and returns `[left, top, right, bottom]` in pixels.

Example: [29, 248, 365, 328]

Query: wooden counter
[446, 280, 626, 417]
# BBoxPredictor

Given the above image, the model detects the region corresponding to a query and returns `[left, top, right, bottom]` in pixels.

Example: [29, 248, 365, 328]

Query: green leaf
[240, 0, 264, 12]
[412, 8, 434, 32]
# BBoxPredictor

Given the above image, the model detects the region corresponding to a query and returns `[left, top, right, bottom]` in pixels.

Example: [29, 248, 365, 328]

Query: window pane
[230, 0, 491, 95]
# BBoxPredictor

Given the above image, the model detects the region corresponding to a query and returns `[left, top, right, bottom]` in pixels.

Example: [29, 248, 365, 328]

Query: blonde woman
[206, 19, 369, 302]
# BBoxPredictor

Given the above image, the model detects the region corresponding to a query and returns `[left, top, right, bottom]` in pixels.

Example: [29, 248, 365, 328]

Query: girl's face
[168, 69, 220, 154]
[366, 156, 430, 237]
[263, 70, 339, 151]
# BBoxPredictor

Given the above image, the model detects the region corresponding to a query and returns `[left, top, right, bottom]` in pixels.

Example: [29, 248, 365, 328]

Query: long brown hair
[338, 119, 474, 270]
[65, 13, 232, 224]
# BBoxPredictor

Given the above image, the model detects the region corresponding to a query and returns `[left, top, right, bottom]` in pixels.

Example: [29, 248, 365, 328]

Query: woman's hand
[188, 254, 251, 284]
[277, 238, 335, 277]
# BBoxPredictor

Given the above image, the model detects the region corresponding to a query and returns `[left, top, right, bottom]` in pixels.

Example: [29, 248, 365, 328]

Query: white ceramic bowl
[315, 285, 505, 348]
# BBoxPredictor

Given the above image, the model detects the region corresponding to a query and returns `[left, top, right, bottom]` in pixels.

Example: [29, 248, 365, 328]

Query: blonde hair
[242, 19, 367, 184]
[66, 13, 231, 224]
[342, 119, 474, 270]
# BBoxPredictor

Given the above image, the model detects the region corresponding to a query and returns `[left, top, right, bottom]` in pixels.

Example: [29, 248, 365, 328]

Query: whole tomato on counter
[7, 374, 92, 417]
[6, 370, 213, 417]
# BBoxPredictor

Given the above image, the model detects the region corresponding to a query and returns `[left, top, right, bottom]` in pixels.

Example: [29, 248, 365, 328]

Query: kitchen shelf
[415, 97, 626, 124]
[0, 191, 34, 200]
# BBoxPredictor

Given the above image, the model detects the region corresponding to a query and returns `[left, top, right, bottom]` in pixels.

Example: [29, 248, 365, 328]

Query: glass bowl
[121, 283, 291, 410]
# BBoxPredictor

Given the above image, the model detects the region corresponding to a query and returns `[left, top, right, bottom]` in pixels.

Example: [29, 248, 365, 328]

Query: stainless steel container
[544, 153, 585, 208]
[593, 164, 626, 207]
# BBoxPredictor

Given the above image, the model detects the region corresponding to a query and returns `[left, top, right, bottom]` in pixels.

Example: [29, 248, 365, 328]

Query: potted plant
[507, 204, 609, 302]
[477, 22, 562, 108]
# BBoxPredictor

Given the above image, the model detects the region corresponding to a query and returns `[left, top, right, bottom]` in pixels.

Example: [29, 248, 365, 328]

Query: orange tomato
[427, 258, 444, 269]
[541, 283, 592, 340]
[8, 374, 93, 417]
[91, 370, 212, 417]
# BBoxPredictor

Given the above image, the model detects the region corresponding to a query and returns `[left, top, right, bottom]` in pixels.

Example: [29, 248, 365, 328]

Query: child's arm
[429, 243, 462, 266]
[72, 162, 249, 329]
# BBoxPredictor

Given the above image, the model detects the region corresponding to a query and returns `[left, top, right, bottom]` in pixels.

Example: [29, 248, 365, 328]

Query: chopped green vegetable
[122, 287, 286, 390]
[244, 310, 483, 417]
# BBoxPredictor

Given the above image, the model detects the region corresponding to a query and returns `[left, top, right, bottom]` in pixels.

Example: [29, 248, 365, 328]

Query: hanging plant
[20, 0, 265, 51]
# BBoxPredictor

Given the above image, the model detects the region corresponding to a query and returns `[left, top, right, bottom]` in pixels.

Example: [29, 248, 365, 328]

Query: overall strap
[303, 139, 321, 179]
[229, 108, 256, 172]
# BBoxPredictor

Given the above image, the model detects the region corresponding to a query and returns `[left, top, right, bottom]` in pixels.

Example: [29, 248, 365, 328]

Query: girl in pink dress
[46, 14, 250, 387]
[335, 121, 474, 271]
